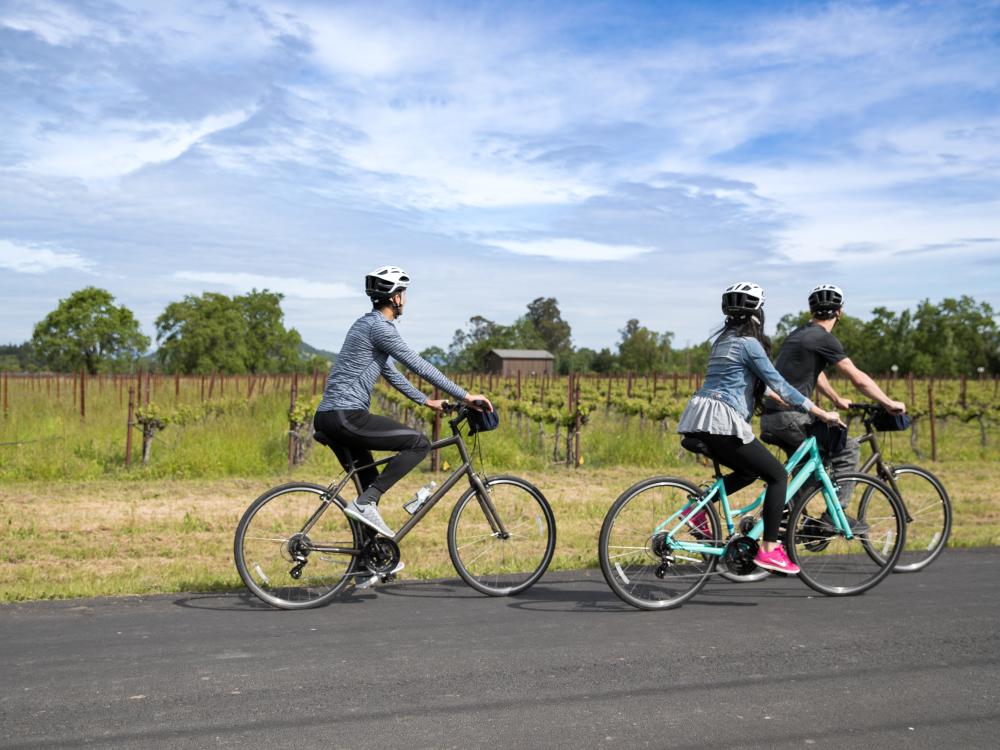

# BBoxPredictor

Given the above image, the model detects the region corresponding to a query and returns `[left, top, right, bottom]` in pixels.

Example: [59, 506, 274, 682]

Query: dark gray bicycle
[234, 401, 556, 609]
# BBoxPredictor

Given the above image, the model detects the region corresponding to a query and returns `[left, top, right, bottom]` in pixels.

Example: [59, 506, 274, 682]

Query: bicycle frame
[296, 414, 507, 556]
[853, 420, 914, 524]
[656, 436, 854, 557]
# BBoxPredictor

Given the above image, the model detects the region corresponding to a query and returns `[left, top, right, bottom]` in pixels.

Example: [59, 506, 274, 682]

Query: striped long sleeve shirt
[317, 311, 468, 412]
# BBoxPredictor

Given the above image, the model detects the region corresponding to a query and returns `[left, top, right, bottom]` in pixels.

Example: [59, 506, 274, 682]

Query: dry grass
[1, 462, 996, 603]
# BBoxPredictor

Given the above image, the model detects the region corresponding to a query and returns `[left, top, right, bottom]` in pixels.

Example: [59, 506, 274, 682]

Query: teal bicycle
[598, 433, 907, 610]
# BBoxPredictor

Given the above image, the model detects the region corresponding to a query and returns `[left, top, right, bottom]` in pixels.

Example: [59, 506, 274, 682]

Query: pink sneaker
[686, 508, 712, 539]
[754, 544, 800, 575]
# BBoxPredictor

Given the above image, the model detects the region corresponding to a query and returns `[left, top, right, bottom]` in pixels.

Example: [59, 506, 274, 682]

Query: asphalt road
[2, 549, 999, 749]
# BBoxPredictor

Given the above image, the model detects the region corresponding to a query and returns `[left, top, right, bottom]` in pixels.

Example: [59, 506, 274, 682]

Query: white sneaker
[356, 561, 405, 590]
[344, 501, 395, 538]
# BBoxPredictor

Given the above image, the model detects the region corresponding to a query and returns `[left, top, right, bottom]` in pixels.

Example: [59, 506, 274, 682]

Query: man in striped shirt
[314, 266, 492, 542]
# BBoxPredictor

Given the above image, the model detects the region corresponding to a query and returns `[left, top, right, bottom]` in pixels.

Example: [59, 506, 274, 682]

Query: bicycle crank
[361, 537, 401, 575]
[723, 535, 759, 576]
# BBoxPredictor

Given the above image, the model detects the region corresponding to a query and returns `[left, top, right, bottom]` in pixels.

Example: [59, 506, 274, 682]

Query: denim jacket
[694, 332, 813, 421]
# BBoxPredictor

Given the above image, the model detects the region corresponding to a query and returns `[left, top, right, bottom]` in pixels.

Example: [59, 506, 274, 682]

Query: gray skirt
[676, 395, 755, 444]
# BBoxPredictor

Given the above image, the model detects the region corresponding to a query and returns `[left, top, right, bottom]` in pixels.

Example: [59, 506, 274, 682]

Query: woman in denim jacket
[677, 282, 843, 574]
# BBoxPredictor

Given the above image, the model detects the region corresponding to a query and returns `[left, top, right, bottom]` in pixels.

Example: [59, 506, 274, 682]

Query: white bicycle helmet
[721, 282, 765, 317]
[808, 284, 844, 317]
[365, 265, 410, 300]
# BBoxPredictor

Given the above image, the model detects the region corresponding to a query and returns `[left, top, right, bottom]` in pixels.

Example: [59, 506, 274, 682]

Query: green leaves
[31, 287, 149, 374]
[155, 289, 304, 375]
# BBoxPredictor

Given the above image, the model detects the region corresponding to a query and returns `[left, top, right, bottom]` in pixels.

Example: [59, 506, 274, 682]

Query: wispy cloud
[173, 271, 354, 300]
[0, 239, 94, 274]
[487, 238, 655, 262]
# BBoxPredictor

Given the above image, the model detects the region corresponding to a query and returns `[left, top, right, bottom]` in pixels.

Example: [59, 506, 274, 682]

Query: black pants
[313, 410, 431, 497]
[689, 433, 788, 543]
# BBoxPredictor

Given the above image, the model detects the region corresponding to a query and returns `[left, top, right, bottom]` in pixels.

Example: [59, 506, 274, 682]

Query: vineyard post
[175, 372, 180, 401]
[431, 387, 441, 472]
[72, 370, 77, 408]
[312, 368, 319, 396]
[125, 386, 135, 468]
[2, 370, 7, 418]
[208, 371, 216, 400]
[573, 375, 582, 468]
[288, 373, 298, 470]
[605, 376, 612, 414]
[627, 371, 633, 398]
[136, 367, 143, 406]
[79, 367, 86, 419]
[516, 370, 521, 400]
[145, 370, 151, 406]
[928, 379, 937, 462]
[200, 375, 205, 401]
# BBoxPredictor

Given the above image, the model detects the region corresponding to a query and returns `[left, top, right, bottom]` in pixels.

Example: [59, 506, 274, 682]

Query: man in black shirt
[761, 285, 906, 509]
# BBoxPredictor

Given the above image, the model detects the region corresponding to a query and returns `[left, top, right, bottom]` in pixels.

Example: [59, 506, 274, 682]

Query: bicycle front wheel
[599, 477, 722, 610]
[234, 482, 361, 609]
[788, 473, 905, 596]
[448, 475, 556, 596]
[873, 465, 951, 573]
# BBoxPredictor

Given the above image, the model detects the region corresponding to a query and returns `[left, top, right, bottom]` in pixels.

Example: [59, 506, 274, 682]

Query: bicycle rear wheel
[873, 465, 951, 573]
[599, 477, 722, 610]
[234, 482, 361, 609]
[787, 473, 904, 596]
[448, 475, 556, 596]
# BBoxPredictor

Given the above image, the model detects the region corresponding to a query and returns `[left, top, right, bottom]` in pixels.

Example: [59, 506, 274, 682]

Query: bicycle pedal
[381, 573, 397, 583]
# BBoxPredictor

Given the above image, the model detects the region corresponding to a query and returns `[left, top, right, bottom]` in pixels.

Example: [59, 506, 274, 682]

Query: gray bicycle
[234, 402, 556, 609]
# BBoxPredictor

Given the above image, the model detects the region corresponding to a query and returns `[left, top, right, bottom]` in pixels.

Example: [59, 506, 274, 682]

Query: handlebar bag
[467, 408, 500, 434]
[807, 420, 848, 457]
[871, 410, 911, 432]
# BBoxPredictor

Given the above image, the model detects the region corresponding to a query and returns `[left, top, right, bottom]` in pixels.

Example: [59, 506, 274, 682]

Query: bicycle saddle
[680, 435, 713, 458]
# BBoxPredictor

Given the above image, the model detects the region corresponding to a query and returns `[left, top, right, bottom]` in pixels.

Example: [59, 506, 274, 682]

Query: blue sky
[1, 0, 998, 353]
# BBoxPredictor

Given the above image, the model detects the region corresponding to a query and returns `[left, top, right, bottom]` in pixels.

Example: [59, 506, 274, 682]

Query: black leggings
[689, 433, 788, 543]
[314, 410, 431, 497]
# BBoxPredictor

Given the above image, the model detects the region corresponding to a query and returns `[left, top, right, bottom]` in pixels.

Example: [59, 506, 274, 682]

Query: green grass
[1, 459, 997, 603]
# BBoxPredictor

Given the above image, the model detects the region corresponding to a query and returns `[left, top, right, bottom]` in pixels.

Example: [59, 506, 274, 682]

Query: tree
[236, 290, 303, 373]
[419, 346, 449, 369]
[31, 287, 149, 373]
[525, 297, 572, 354]
[156, 293, 249, 374]
[617, 319, 673, 372]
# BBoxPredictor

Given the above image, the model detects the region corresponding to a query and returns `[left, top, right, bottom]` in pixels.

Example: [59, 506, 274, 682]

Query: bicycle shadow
[172, 589, 373, 612]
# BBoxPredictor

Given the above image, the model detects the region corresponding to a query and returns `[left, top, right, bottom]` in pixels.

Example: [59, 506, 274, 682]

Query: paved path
[2, 549, 999, 749]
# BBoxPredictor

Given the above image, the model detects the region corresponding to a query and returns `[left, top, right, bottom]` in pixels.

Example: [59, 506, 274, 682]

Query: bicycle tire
[234, 482, 362, 610]
[866, 465, 951, 573]
[787, 473, 905, 596]
[599, 477, 722, 610]
[447, 475, 556, 596]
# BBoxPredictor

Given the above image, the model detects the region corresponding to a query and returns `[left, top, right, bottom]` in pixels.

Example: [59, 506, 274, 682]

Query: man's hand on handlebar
[818, 409, 846, 428]
[884, 399, 906, 414]
[464, 394, 494, 412]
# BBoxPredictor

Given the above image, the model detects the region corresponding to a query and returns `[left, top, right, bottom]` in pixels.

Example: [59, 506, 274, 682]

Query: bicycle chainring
[361, 538, 401, 575]
[723, 535, 759, 576]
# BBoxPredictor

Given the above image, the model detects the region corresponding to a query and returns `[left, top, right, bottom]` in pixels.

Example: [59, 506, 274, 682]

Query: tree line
[1, 286, 328, 375]
[429, 295, 999, 376]
[2, 287, 997, 376]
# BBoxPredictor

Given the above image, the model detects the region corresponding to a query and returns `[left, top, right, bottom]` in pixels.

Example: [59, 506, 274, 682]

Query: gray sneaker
[344, 501, 396, 538]
[356, 561, 405, 590]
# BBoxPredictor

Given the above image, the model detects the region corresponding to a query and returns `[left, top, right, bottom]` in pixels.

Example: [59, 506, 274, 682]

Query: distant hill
[299, 341, 338, 364]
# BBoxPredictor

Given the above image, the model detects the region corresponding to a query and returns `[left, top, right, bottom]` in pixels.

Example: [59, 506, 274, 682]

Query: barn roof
[488, 349, 555, 360]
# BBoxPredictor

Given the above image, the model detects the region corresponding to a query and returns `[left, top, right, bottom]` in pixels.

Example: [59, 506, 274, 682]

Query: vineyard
[1, 368, 998, 482]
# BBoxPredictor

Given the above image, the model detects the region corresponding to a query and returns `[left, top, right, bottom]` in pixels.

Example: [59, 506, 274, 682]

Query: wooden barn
[484, 349, 555, 377]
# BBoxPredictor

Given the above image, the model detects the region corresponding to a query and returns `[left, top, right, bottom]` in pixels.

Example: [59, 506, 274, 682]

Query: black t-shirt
[764, 323, 847, 413]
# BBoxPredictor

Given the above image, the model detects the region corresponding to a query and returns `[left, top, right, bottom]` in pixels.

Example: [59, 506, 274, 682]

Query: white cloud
[0, 239, 94, 274]
[173, 271, 355, 300]
[488, 238, 655, 262]
[25, 109, 254, 181]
